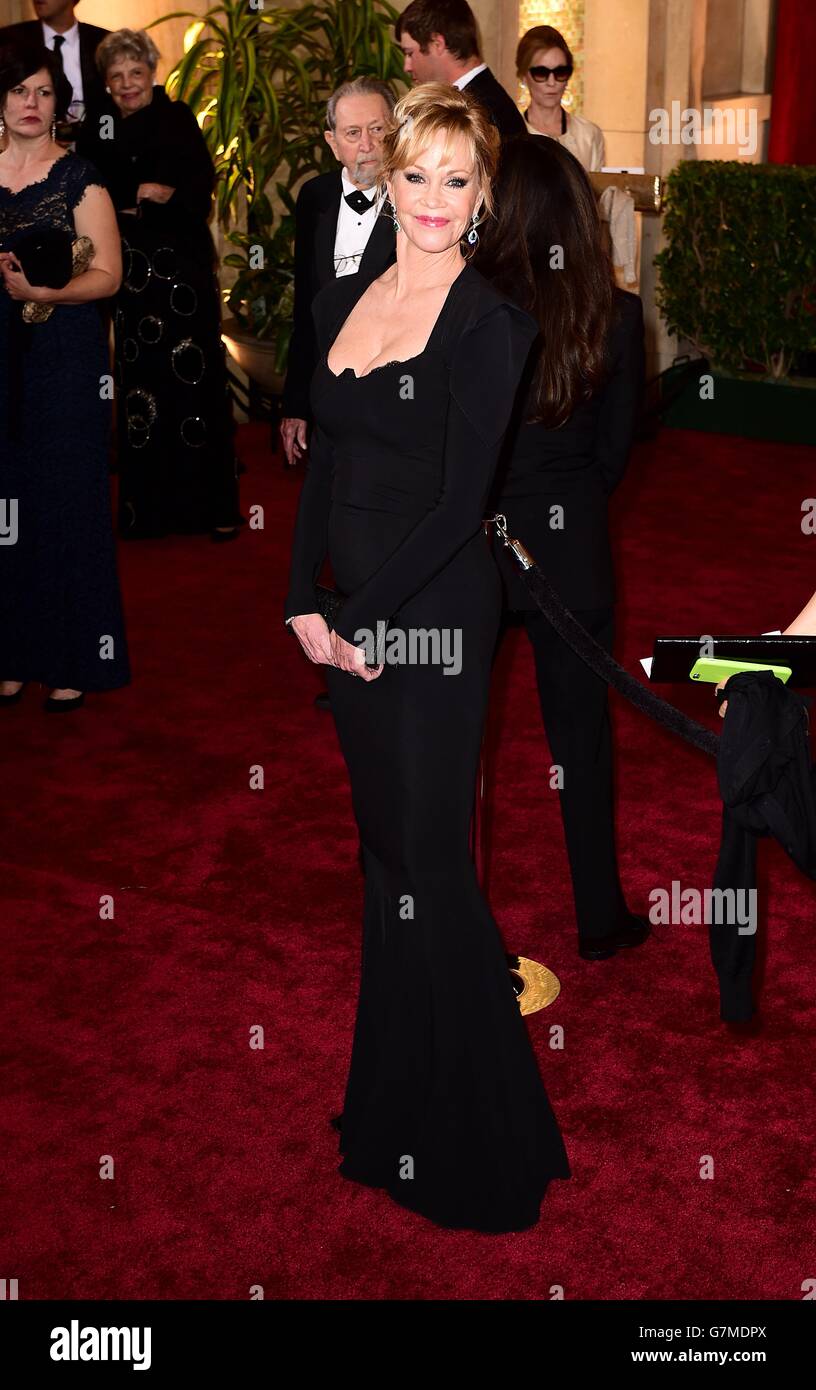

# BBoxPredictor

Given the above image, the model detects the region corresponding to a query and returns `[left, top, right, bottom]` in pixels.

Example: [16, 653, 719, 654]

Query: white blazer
[525, 108, 606, 172]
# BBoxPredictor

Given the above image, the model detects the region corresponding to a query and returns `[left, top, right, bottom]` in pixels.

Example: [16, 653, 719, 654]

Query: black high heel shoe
[44, 691, 85, 713]
[0, 681, 26, 706]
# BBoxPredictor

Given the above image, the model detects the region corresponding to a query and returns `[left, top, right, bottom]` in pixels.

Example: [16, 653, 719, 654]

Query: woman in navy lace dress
[0, 44, 129, 711]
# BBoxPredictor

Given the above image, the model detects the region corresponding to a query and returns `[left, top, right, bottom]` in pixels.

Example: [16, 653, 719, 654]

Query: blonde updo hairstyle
[379, 82, 500, 236]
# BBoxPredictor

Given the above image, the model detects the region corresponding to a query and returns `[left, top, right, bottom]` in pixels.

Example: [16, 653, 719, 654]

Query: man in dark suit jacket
[0, 0, 108, 129]
[395, 0, 527, 143]
[280, 78, 398, 466]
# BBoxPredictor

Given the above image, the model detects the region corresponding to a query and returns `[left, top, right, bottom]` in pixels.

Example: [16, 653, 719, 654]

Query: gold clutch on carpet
[23, 236, 95, 324]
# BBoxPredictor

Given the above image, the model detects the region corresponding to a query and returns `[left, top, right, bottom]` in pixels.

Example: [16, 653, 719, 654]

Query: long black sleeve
[154, 101, 215, 225]
[76, 92, 214, 227]
[281, 180, 320, 421]
[595, 292, 645, 496]
[283, 419, 333, 621]
[283, 300, 537, 636]
[330, 302, 537, 644]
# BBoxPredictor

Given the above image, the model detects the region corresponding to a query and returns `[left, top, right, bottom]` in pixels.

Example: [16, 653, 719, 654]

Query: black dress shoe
[579, 913, 651, 961]
[44, 692, 85, 713]
[0, 681, 26, 705]
[314, 691, 331, 711]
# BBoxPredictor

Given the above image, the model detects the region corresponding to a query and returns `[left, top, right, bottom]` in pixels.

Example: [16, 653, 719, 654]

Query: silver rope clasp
[486, 513, 535, 571]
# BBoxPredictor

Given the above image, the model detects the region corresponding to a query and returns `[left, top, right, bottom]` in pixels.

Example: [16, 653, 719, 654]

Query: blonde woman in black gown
[285, 84, 570, 1233]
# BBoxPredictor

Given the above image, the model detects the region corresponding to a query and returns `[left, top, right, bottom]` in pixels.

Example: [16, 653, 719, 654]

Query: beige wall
[471, 0, 520, 94]
[0, 1, 210, 80]
[584, 0, 654, 170]
[487, 0, 775, 373]
[79, 1, 207, 81]
[0, 0, 27, 22]
[4, 0, 776, 374]
[702, 0, 773, 95]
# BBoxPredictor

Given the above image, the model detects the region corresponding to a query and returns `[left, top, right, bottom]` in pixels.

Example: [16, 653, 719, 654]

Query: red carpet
[2, 421, 815, 1300]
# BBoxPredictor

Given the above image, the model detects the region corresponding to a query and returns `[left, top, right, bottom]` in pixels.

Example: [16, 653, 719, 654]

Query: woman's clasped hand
[289, 614, 383, 681]
[0, 249, 38, 301]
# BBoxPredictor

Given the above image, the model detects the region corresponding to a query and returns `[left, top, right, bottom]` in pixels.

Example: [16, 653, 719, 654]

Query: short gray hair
[326, 77, 396, 133]
[95, 29, 161, 76]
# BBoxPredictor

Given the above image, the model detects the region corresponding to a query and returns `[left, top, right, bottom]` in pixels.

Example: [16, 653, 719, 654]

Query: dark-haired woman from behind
[477, 135, 648, 960]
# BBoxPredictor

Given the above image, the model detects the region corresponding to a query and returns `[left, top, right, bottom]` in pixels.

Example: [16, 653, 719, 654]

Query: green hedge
[654, 161, 816, 380]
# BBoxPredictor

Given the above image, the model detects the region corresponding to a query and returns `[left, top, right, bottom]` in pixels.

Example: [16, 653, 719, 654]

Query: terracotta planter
[221, 317, 284, 395]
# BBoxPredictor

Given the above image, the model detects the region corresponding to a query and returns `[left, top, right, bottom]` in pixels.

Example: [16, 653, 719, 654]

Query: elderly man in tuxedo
[396, 0, 526, 143]
[0, 0, 108, 131]
[279, 77, 397, 468]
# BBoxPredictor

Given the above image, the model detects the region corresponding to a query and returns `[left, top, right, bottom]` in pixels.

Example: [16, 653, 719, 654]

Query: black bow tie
[344, 189, 375, 214]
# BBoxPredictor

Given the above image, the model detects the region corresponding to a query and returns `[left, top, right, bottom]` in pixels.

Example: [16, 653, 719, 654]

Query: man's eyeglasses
[528, 64, 572, 83]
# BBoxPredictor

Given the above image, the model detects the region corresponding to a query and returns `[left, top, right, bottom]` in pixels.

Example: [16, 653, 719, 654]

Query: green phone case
[689, 656, 792, 685]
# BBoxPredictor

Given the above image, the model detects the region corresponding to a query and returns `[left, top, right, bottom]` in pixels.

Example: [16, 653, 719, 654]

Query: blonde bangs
[379, 83, 498, 220]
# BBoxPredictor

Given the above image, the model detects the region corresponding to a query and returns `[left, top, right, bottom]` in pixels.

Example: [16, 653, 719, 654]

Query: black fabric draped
[78, 88, 240, 537]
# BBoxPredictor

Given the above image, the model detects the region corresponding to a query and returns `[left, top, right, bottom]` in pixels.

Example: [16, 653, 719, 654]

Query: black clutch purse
[289, 584, 380, 669]
[12, 228, 75, 289]
[314, 582, 344, 631]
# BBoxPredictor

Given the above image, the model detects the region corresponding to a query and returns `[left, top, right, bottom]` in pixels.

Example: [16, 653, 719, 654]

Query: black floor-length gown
[285, 262, 571, 1232]
[0, 153, 129, 691]
[78, 87, 241, 538]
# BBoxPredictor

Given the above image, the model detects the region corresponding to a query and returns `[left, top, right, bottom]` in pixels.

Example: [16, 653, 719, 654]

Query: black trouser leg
[523, 605, 629, 942]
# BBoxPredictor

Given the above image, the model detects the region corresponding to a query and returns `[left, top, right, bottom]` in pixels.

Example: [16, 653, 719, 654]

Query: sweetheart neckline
[323, 265, 470, 381]
[324, 350, 426, 381]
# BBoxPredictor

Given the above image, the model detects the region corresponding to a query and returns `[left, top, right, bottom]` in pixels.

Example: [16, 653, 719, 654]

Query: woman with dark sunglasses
[518, 24, 605, 172]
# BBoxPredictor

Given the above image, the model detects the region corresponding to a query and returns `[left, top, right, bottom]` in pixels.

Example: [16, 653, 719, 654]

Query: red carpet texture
[1, 422, 815, 1300]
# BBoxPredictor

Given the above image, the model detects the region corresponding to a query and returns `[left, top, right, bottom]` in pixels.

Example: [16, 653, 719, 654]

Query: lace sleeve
[62, 155, 108, 212]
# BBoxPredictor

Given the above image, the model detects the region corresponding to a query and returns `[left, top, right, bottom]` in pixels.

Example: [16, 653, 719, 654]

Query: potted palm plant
[151, 1, 405, 394]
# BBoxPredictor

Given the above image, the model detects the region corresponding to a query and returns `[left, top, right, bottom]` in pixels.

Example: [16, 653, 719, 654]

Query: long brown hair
[476, 135, 615, 428]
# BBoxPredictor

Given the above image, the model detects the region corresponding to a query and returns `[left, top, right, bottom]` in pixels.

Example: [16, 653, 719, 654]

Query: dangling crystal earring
[51, 118, 57, 139]
[466, 212, 480, 247]
[389, 200, 401, 233]
[0, 116, 5, 139]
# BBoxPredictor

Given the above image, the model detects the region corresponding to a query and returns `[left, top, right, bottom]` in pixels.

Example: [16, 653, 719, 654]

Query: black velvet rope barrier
[489, 515, 719, 760]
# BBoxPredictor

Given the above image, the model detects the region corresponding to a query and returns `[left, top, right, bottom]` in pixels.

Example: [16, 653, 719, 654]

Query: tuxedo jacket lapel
[315, 173, 342, 288]
[79, 28, 97, 106]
